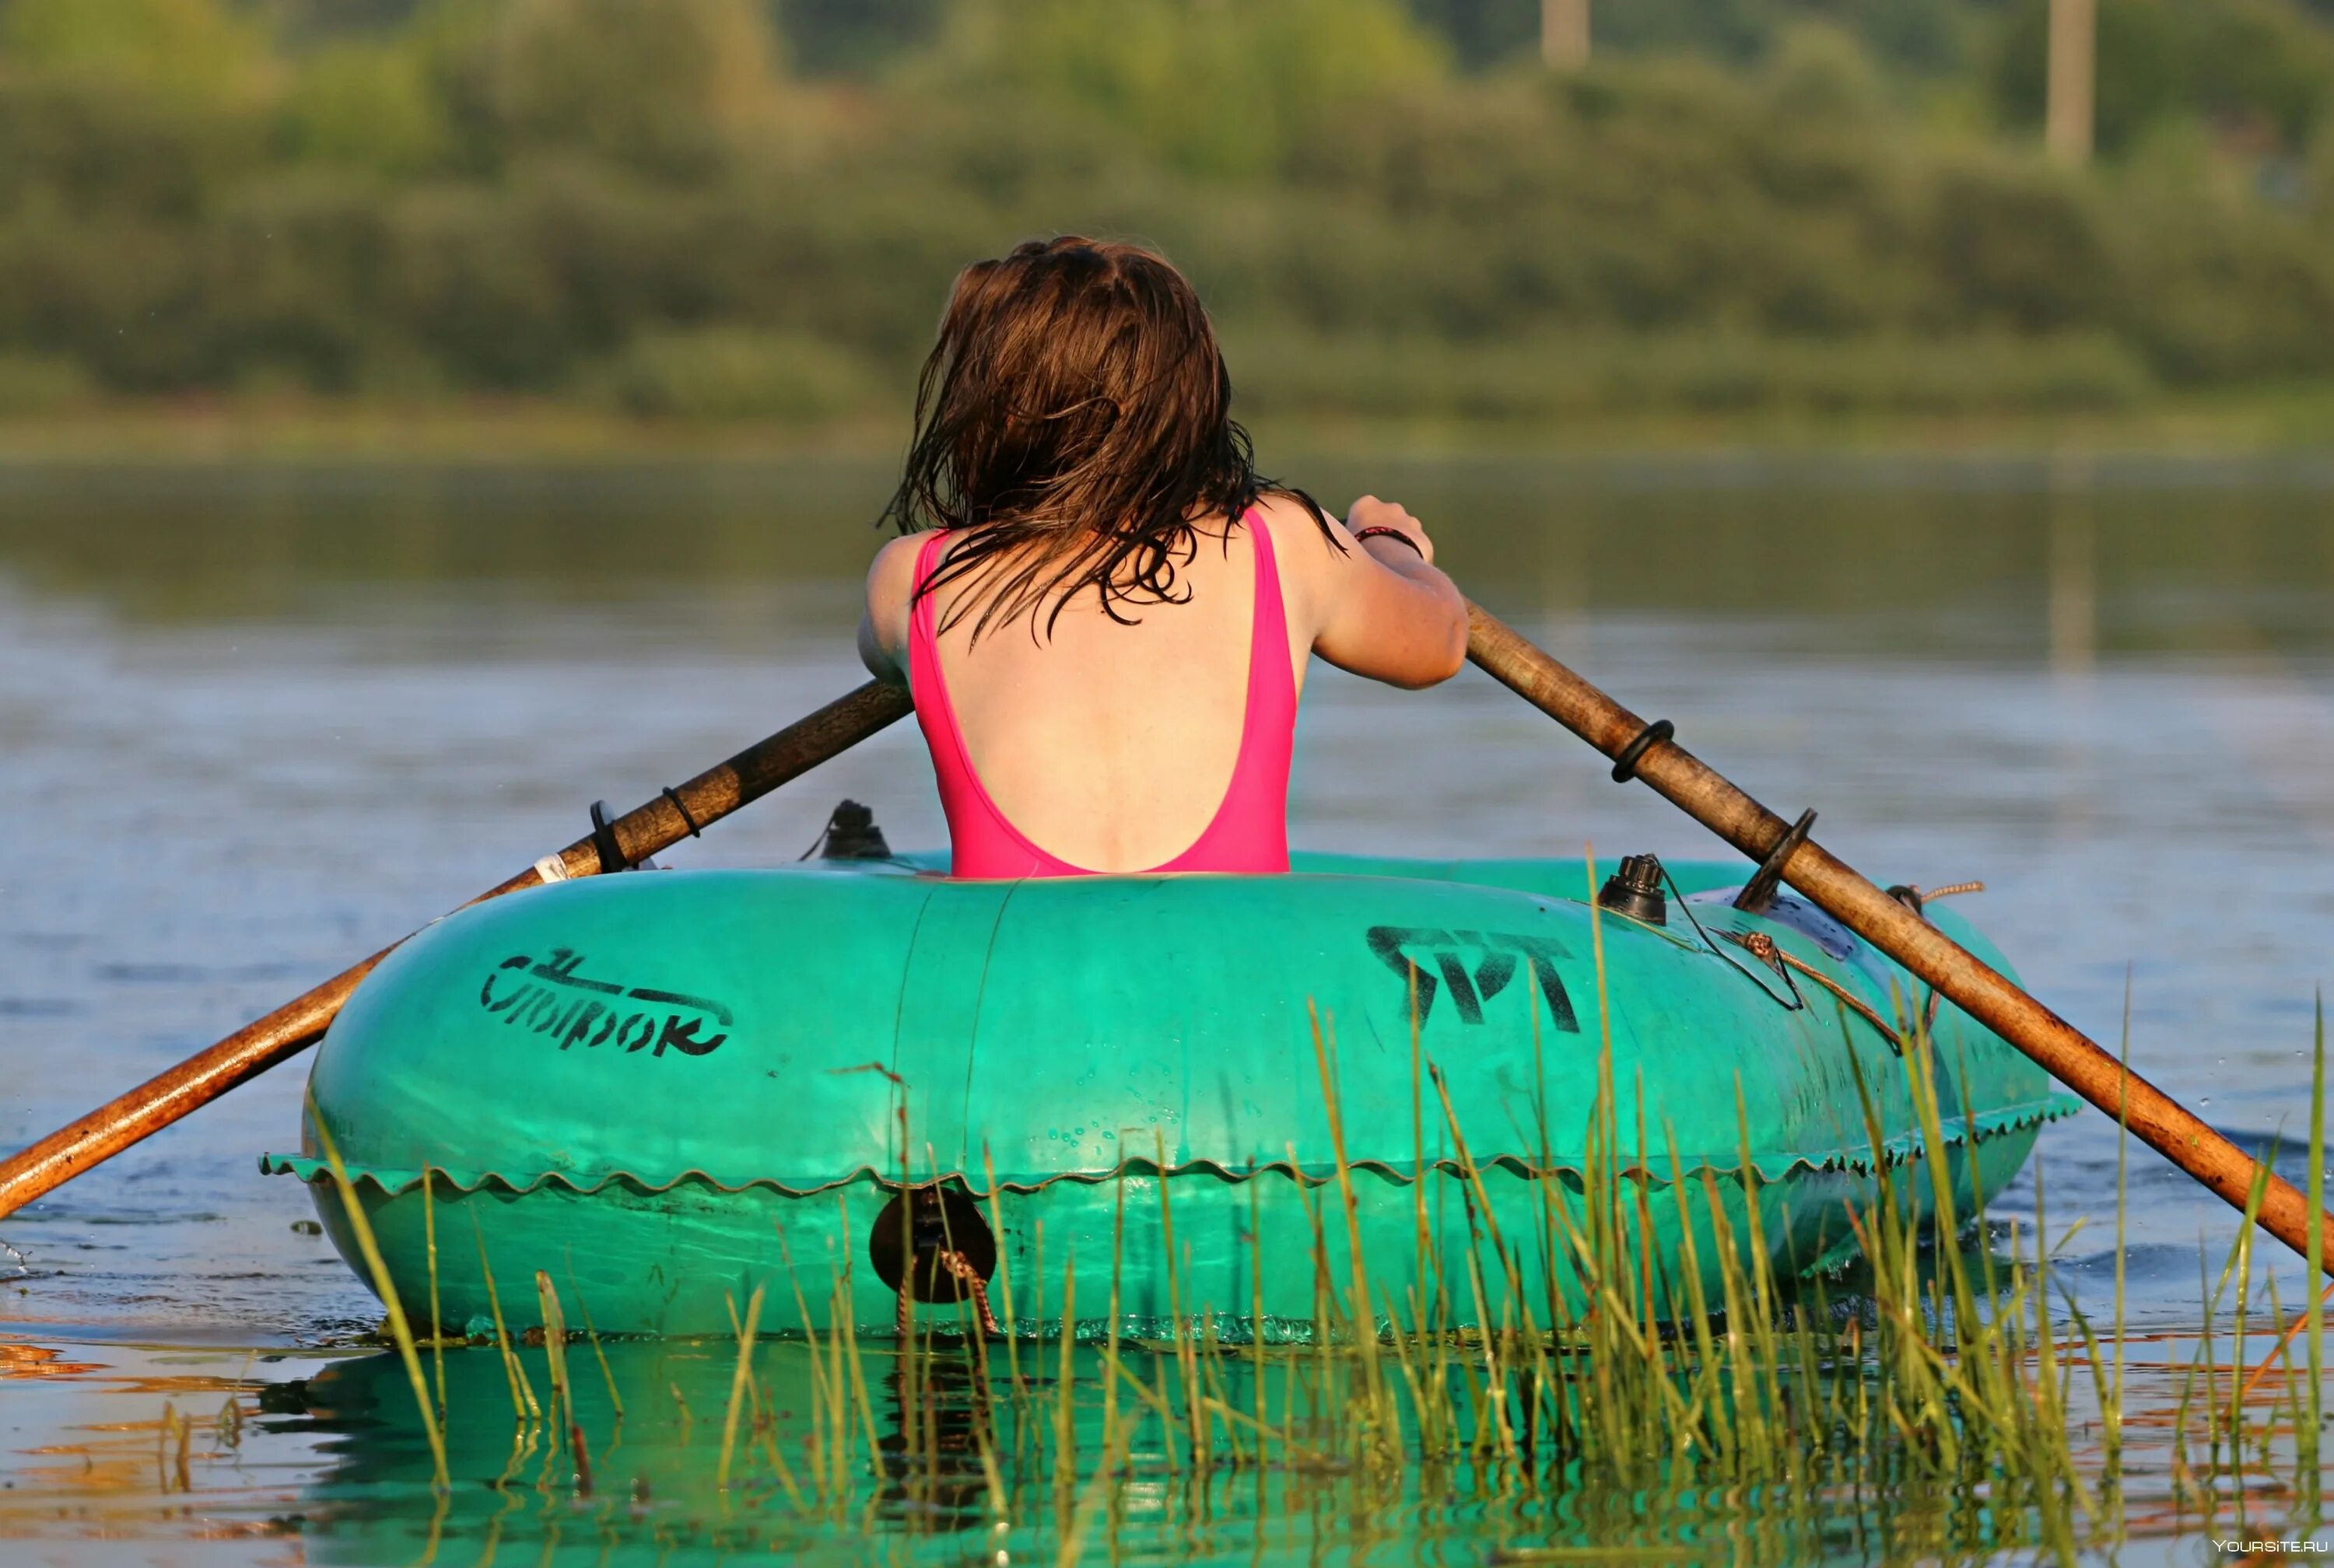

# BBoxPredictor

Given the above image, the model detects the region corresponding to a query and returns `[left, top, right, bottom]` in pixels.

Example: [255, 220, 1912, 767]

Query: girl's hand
[1347, 495, 1435, 565]
[1274, 492, 1467, 689]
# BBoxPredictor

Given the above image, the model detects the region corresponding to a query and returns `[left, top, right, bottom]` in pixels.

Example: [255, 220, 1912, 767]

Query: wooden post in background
[2047, 0, 2095, 165]
[1542, 0, 1589, 71]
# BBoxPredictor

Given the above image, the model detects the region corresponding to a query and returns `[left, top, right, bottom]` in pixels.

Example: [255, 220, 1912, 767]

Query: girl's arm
[857, 534, 922, 688]
[1289, 495, 1470, 689]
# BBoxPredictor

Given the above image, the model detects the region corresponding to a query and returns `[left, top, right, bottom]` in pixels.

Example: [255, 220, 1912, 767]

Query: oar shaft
[0, 681, 913, 1222]
[1466, 604, 2334, 1275]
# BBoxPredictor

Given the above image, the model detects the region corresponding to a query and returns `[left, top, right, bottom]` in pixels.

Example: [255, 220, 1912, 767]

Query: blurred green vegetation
[2, 0, 2332, 433]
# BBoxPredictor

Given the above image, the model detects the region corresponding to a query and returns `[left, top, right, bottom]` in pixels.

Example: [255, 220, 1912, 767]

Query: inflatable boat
[264, 845, 2074, 1339]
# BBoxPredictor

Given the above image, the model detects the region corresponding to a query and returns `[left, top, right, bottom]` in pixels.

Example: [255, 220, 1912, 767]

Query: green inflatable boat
[265, 847, 2076, 1339]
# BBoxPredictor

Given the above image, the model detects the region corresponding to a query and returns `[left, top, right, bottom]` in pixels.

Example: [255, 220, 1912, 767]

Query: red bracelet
[1354, 525, 1425, 558]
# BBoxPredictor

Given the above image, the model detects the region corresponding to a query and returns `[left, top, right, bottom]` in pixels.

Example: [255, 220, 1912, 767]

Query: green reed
[303, 1094, 449, 1493]
[342, 962, 2332, 1562]
[2311, 995, 2327, 1504]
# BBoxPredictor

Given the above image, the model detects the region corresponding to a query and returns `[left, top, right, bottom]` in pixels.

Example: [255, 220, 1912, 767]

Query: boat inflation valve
[1597, 854, 1667, 926]
[1733, 808, 1817, 915]
[816, 800, 892, 860]
[870, 1185, 1000, 1333]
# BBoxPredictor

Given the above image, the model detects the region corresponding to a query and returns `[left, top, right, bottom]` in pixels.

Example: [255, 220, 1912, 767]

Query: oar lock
[1595, 799, 1822, 929]
[587, 800, 645, 873]
[584, 793, 892, 873]
[1733, 808, 1817, 915]
[585, 797, 686, 874]
[1601, 714, 1818, 920]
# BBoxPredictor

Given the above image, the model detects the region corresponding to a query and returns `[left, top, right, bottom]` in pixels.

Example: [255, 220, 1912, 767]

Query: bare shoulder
[1250, 491, 1347, 589]
[867, 532, 926, 611]
[1246, 490, 1344, 629]
[1249, 490, 1344, 555]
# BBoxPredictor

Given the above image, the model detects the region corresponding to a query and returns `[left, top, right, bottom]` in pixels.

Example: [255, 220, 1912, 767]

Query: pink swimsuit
[908, 511, 1295, 878]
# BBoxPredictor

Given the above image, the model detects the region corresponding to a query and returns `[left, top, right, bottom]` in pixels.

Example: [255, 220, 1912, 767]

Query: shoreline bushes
[0, 0, 2330, 425]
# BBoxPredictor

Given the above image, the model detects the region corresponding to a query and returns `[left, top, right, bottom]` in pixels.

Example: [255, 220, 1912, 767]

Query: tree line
[2, 0, 2331, 425]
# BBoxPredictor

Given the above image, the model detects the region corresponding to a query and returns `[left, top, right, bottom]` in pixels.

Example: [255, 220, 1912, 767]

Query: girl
[860, 236, 1469, 878]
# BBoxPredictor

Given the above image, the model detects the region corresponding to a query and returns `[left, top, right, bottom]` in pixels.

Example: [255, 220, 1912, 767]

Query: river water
[2, 454, 2331, 1563]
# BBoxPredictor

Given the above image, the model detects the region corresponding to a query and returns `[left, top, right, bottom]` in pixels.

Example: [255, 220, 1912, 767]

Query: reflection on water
[2, 1311, 2320, 1565]
[6, 457, 2334, 662]
[3, 455, 2333, 1560]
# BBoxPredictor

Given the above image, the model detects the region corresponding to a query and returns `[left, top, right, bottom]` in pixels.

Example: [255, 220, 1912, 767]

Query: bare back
[860, 492, 1469, 873]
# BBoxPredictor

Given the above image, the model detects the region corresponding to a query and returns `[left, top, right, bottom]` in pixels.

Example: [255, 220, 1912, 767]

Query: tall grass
[305, 1093, 448, 1493]
[325, 984, 2331, 1560]
[2311, 996, 2327, 1507]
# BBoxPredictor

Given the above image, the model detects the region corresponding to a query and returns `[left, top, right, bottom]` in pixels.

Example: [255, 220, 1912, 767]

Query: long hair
[881, 236, 1333, 641]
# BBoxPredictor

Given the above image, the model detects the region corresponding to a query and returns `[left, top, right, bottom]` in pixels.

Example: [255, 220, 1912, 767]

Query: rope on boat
[1659, 860, 1807, 1013]
[1897, 881, 1983, 1037]
[940, 1249, 1003, 1335]
[896, 1247, 1002, 1338]
[1713, 879, 1989, 1055]
[1720, 929, 1906, 1057]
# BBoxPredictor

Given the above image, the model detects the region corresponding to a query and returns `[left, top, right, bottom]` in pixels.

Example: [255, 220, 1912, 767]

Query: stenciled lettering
[478, 948, 736, 1061]
[1364, 926, 1581, 1032]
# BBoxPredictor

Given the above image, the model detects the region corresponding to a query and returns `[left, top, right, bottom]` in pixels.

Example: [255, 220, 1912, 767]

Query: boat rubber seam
[259, 1102, 2082, 1201]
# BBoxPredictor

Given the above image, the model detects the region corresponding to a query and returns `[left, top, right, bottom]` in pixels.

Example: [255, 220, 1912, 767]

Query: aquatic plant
[23, 947, 2318, 1561]
[261, 943, 2327, 1563]
[307, 1090, 449, 1493]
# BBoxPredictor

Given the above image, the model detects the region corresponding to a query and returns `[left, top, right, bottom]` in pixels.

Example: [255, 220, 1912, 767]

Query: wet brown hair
[882, 235, 1333, 640]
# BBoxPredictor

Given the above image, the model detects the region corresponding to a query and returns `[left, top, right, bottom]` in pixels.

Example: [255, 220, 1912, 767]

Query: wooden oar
[0, 681, 914, 1222]
[12, 606, 2318, 1274]
[1465, 602, 2334, 1275]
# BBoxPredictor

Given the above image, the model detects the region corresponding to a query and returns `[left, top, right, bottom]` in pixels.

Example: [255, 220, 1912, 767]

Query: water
[2, 454, 2332, 1562]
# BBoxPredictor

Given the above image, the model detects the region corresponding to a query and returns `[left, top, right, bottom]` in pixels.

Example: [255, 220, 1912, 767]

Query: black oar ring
[1610, 719, 1675, 783]
[661, 787, 703, 838]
